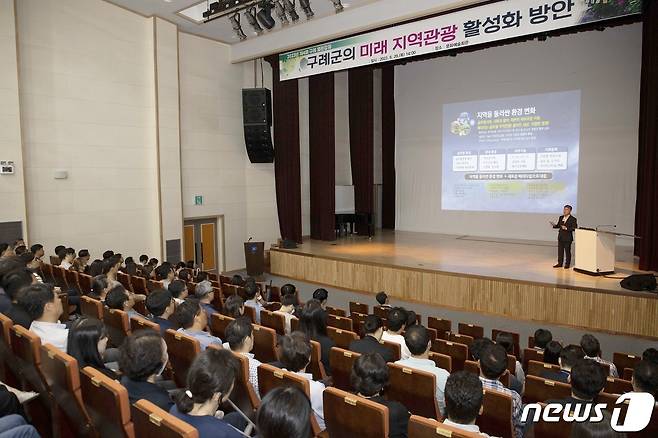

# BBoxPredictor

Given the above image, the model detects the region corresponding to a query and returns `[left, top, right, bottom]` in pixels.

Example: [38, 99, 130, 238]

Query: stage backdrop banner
[278, 0, 642, 81]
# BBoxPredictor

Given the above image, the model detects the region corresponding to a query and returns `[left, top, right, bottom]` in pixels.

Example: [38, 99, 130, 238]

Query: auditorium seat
[147, 280, 163, 292]
[427, 317, 451, 340]
[252, 324, 278, 363]
[209, 313, 234, 339]
[622, 367, 634, 381]
[381, 340, 401, 362]
[458, 323, 483, 340]
[327, 314, 354, 332]
[264, 284, 280, 302]
[612, 352, 641, 377]
[130, 317, 160, 334]
[211, 287, 223, 312]
[527, 360, 560, 378]
[448, 332, 474, 348]
[80, 366, 135, 438]
[163, 329, 201, 388]
[321, 387, 388, 438]
[256, 364, 322, 435]
[526, 402, 571, 438]
[408, 415, 481, 438]
[429, 352, 452, 373]
[41, 263, 55, 284]
[52, 265, 68, 289]
[463, 360, 510, 388]
[349, 312, 367, 335]
[326, 306, 347, 317]
[0, 314, 20, 386]
[373, 306, 388, 319]
[117, 272, 133, 292]
[491, 329, 521, 357]
[130, 276, 148, 296]
[309, 340, 328, 381]
[596, 390, 657, 438]
[349, 301, 368, 315]
[327, 327, 359, 349]
[604, 376, 633, 395]
[477, 388, 514, 438]
[220, 349, 260, 417]
[131, 399, 197, 438]
[387, 362, 440, 420]
[64, 269, 82, 294]
[219, 275, 232, 285]
[523, 375, 571, 404]
[329, 347, 360, 392]
[522, 348, 544, 371]
[81, 296, 104, 320]
[290, 317, 300, 332]
[221, 284, 237, 298]
[186, 282, 197, 295]
[242, 305, 257, 323]
[425, 327, 438, 342]
[431, 339, 469, 371]
[39, 344, 95, 437]
[78, 273, 93, 294]
[103, 307, 131, 347]
[260, 309, 286, 336]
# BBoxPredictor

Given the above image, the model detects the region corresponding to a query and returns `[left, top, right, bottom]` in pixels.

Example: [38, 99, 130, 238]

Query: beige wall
[0, 0, 26, 236]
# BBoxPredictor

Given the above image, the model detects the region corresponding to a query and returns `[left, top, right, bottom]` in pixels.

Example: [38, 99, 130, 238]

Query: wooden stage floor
[269, 230, 658, 338]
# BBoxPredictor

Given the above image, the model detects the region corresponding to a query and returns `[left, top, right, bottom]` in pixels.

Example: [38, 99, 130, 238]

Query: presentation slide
[442, 90, 580, 213]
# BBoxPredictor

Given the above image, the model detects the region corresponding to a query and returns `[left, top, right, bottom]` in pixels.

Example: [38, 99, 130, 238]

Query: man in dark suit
[545, 359, 606, 414]
[541, 345, 584, 384]
[550, 204, 577, 269]
[348, 314, 394, 363]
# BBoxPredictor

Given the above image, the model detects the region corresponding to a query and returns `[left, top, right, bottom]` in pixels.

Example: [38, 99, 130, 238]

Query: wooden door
[200, 223, 216, 271]
[183, 225, 195, 263]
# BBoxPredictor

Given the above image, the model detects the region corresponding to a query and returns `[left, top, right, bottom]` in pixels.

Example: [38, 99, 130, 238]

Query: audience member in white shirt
[58, 248, 76, 270]
[380, 307, 412, 360]
[175, 300, 223, 351]
[395, 325, 450, 414]
[279, 332, 326, 430]
[105, 285, 144, 321]
[25, 283, 69, 352]
[155, 264, 175, 290]
[224, 317, 262, 397]
[443, 370, 496, 437]
[273, 294, 298, 335]
[243, 282, 267, 324]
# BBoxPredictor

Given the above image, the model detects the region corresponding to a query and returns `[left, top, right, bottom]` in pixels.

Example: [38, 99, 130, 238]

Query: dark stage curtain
[381, 65, 396, 230]
[635, 3, 658, 271]
[309, 73, 336, 240]
[348, 67, 374, 232]
[266, 56, 302, 243]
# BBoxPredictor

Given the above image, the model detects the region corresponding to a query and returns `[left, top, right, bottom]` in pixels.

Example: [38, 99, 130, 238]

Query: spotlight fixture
[282, 0, 299, 21]
[228, 12, 247, 40]
[256, 1, 276, 29]
[245, 6, 263, 33]
[330, 0, 343, 12]
[274, 0, 289, 25]
[299, 0, 314, 18]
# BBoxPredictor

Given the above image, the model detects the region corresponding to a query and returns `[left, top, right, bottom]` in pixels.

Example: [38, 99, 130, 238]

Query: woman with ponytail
[170, 348, 245, 437]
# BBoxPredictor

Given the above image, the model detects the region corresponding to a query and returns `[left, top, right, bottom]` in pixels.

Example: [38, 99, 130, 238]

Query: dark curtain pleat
[381, 65, 396, 230]
[309, 73, 336, 240]
[265, 56, 302, 243]
[348, 67, 374, 233]
[635, 4, 658, 270]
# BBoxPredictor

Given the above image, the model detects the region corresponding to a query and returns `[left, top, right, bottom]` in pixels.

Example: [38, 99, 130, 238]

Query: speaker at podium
[244, 240, 264, 277]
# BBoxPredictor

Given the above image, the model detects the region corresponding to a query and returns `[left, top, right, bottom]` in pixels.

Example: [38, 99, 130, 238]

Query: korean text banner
[278, 0, 642, 81]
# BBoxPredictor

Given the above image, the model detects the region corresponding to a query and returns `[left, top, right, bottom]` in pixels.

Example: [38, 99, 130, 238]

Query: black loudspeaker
[620, 274, 657, 292]
[242, 88, 274, 163]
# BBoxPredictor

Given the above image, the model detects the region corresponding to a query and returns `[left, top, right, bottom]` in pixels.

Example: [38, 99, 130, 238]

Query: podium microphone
[247, 237, 253, 242]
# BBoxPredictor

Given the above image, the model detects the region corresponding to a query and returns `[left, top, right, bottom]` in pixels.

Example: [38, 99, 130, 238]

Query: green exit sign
[194, 195, 203, 205]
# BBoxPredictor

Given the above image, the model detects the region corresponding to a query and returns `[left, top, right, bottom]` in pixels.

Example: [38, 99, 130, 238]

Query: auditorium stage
[269, 230, 658, 339]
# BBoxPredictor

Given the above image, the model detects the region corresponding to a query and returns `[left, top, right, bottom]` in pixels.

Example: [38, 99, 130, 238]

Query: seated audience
[67, 317, 118, 379]
[495, 332, 525, 386]
[138, 254, 149, 268]
[478, 344, 524, 438]
[405, 310, 418, 328]
[632, 360, 658, 396]
[279, 333, 325, 430]
[443, 371, 491, 437]
[546, 359, 606, 412]
[381, 307, 411, 360]
[119, 330, 172, 411]
[13, 246, 27, 256]
[351, 353, 410, 438]
[298, 300, 335, 375]
[30, 244, 44, 262]
[23, 283, 68, 352]
[178, 269, 190, 283]
[542, 344, 585, 384]
[0, 243, 14, 259]
[0, 257, 25, 313]
[168, 279, 188, 304]
[470, 337, 494, 361]
[4, 268, 36, 328]
[175, 300, 222, 350]
[243, 282, 266, 324]
[89, 274, 110, 301]
[395, 325, 449, 414]
[643, 347, 658, 364]
[543, 340, 563, 365]
[311, 288, 328, 310]
[375, 291, 391, 310]
[59, 248, 76, 270]
[273, 294, 297, 334]
[256, 386, 312, 438]
[348, 315, 394, 362]
[224, 317, 262, 396]
[280, 283, 298, 303]
[568, 409, 627, 438]
[580, 334, 618, 377]
[156, 264, 175, 289]
[105, 285, 142, 320]
[194, 280, 217, 321]
[102, 250, 114, 260]
[20, 252, 42, 282]
[533, 328, 552, 351]
[195, 271, 209, 283]
[231, 274, 244, 286]
[73, 249, 90, 272]
[0, 415, 39, 438]
[102, 254, 122, 283]
[87, 259, 104, 277]
[224, 295, 245, 319]
[122, 257, 138, 275]
[170, 348, 244, 438]
[53, 245, 65, 262]
[146, 289, 176, 335]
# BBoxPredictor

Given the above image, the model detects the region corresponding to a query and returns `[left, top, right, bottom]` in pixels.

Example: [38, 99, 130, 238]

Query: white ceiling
[104, 0, 380, 45]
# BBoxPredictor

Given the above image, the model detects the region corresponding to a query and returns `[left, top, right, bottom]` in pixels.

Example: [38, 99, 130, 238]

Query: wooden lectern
[244, 241, 264, 277]
[574, 229, 616, 275]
